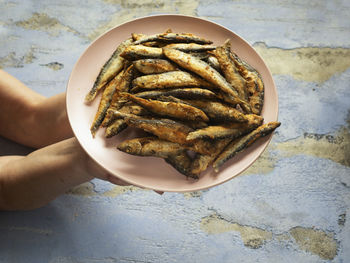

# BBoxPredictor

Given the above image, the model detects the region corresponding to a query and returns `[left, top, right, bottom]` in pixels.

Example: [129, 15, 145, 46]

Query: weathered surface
[0, 0, 350, 262]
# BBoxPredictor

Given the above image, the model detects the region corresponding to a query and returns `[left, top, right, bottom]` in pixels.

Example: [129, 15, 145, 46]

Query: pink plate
[66, 15, 278, 192]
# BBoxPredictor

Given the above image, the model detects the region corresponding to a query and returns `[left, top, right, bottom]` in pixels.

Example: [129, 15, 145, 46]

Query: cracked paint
[254, 42, 350, 83]
[15, 13, 79, 36]
[201, 213, 272, 249]
[66, 182, 97, 196]
[183, 191, 202, 199]
[276, 125, 350, 167]
[290, 227, 338, 260]
[40, 62, 64, 71]
[0, 48, 36, 68]
[201, 213, 338, 259]
[241, 148, 276, 175]
[102, 185, 142, 197]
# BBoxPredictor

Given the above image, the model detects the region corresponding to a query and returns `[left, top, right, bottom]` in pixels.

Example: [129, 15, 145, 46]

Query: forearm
[0, 138, 94, 211]
[0, 70, 73, 148]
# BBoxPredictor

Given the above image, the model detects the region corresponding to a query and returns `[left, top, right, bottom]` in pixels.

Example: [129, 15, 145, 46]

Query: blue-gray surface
[1, 0, 350, 262]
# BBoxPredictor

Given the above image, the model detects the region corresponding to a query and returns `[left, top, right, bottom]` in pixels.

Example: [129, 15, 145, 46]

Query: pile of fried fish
[85, 30, 280, 179]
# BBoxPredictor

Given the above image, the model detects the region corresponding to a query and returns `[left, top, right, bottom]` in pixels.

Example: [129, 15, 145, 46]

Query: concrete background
[0, 0, 349, 262]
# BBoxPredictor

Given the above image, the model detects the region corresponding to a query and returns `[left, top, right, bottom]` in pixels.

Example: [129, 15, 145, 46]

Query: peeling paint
[40, 62, 64, 70]
[201, 213, 339, 259]
[276, 126, 350, 167]
[102, 185, 142, 197]
[241, 148, 276, 175]
[183, 191, 202, 199]
[89, 0, 199, 40]
[290, 227, 337, 260]
[0, 48, 36, 68]
[201, 214, 272, 249]
[15, 13, 79, 36]
[66, 182, 97, 196]
[254, 43, 350, 83]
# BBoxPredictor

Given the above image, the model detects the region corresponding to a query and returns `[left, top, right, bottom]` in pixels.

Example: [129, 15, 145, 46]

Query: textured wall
[0, 0, 349, 262]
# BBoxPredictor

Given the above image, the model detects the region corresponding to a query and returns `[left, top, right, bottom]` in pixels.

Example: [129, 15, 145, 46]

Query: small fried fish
[105, 119, 127, 138]
[133, 59, 178, 74]
[164, 43, 216, 52]
[230, 52, 264, 115]
[120, 45, 163, 60]
[182, 99, 249, 123]
[117, 136, 186, 158]
[85, 38, 132, 103]
[212, 40, 247, 101]
[112, 111, 212, 154]
[90, 70, 124, 137]
[133, 33, 212, 45]
[213, 122, 281, 172]
[113, 111, 193, 145]
[102, 103, 148, 127]
[190, 138, 232, 176]
[166, 152, 197, 179]
[102, 65, 135, 126]
[124, 93, 209, 122]
[206, 56, 221, 72]
[132, 71, 214, 90]
[163, 47, 251, 111]
[186, 114, 263, 140]
[135, 88, 217, 100]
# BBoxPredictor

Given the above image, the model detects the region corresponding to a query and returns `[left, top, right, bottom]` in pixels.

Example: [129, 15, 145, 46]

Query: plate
[66, 15, 278, 192]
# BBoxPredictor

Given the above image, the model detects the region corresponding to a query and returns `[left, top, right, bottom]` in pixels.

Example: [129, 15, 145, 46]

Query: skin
[0, 70, 160, 211]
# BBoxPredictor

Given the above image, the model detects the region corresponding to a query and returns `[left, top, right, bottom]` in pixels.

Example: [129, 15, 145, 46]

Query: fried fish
[186, 114, 263, 140]
[181, 99, 249, 123]
[90, 70, 124, 137]
[213, 122, 281, 172]
[124, 93, 209, 122]
[120, 45, 163, 60]
[212, 40, 247, 101]
[163, 47, 251, 111]
[133, 59, 178, 74]
[132, 71, 214, 90]
[85, 38, 132, 102]
[133, 32, 213, 45]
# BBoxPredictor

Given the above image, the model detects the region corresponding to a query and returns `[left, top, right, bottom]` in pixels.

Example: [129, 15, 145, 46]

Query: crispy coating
[212, 40, 248, 101]
[135, 88, 217, 100]
[133, 32, 213, 45]
[125, 93, 209, 122]
[163, 47, 251, 111]
[101, 65, 135, 126]
[166, 152, 197, 179]
[120, 45, 164, 60]
[190, 138, 232, 176]
[164, 43, 216, 52]
[132, 71, 214, 90]
[182, 99, 249, 123]
[117, 136, 186, 158]
[85, 38, 132, 102]
[105, 119, 127, 138]
[113, 111, 193, 145]
[213, 122, 281, 172]
[90, 70, 124, 137]
[186, 114, 263, 140]
[133, 59, 178, 74]
[230, 52, 264, 115]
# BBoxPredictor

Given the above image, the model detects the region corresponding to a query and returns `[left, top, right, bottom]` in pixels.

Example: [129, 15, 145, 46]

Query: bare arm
[0, 70, 130, 210]
[0, 70, 72, 148]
